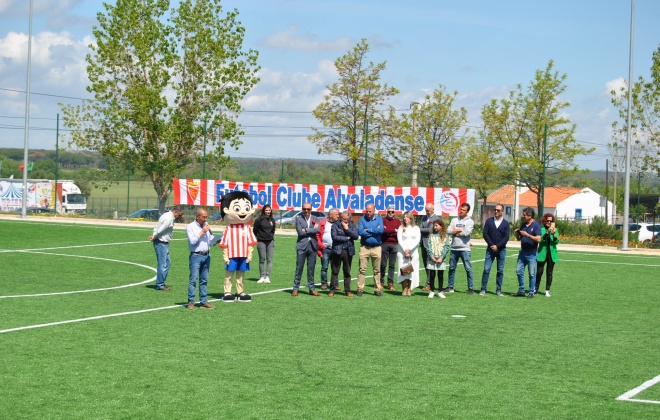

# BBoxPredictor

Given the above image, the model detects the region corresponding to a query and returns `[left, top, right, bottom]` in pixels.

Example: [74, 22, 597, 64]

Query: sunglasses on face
[494, 209, 502, 212]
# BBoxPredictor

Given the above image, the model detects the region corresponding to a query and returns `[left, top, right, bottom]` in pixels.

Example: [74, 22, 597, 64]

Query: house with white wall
[482, 185, 615, 224]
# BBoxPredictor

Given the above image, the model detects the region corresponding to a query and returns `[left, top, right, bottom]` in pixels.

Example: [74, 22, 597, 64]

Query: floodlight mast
[621, 0, 634, 251]
[21, 0, 34, 219]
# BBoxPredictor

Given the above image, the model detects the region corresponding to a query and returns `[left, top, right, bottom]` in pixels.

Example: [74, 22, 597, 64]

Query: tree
[387, 86, 470, 188]
[309, 39, 399, 185]
[61, 0, 259, 212]
[610, 44, 660, 176]
[454, 135, 507, 224]
[480, 60, 593, 213]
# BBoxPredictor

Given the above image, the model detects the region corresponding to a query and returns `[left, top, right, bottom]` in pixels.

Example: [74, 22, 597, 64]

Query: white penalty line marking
[616, 374, 660, 404]
[0, 238, 186, 254]
[0, 251, 156, 298]
[0, 284, 305, 334]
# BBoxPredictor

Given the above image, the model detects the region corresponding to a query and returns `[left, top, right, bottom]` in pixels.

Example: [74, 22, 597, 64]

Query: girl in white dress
[396, 211, 421, 296]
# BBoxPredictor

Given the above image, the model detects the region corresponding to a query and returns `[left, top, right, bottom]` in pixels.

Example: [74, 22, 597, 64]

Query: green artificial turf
[0, 219, 659, 419]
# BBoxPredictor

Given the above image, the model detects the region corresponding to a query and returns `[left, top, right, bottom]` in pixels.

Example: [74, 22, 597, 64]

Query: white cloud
[605, 77, 627, 97]
[261, 26, 354, 52]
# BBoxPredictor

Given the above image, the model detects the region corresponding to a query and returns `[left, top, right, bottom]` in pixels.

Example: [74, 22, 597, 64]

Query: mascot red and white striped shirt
[219, 224, 257, 258]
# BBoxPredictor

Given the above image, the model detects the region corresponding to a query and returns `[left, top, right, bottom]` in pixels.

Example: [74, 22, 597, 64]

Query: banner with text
[173, 179, 474, 216]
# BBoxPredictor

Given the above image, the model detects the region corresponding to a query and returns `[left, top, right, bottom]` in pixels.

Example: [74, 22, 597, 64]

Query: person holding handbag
[396, 211, 421, 296]
[426, 219, 451, 299]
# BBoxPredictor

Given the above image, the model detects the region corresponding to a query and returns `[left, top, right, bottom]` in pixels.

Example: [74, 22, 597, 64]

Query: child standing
[427, 219, 451, 298]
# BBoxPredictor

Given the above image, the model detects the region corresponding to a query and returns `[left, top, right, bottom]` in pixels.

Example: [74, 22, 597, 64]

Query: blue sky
[1, 0, 659, 172]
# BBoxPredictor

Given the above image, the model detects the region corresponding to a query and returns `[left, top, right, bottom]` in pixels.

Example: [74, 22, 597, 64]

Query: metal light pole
[621, 0, 634, 250]
[363, 118, 369, 186]
[21, 0, 34, 219]
[410, 102, 419, 187]
[202, 117, 207, 179]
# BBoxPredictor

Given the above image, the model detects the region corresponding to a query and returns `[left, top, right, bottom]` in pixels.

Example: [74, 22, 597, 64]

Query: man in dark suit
[291, 202, 321, 296]
[479, 203, 510, 296]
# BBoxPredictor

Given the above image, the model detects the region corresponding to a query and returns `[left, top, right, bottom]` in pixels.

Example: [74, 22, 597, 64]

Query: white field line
[0, 238, 186, 253]
[0, 250, 156, 298]
[0, 283, 322, 334]
[616, 374, 660, 404]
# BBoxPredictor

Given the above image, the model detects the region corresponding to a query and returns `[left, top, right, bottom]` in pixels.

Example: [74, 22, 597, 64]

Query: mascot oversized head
[218, 191, 257, 302]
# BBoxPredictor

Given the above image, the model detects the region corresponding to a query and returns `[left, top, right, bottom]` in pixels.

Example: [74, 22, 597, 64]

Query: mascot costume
[218, 191, 258, 302]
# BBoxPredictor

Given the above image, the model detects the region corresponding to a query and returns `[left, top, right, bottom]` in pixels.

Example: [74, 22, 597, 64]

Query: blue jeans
[516, 250, 537, 293]
[447, 250, 474, 290]
[153, 240, 170, 289]
[481, 248, 506, 293]
[188, 253, 210, 303]
[320, 247, 332, 286]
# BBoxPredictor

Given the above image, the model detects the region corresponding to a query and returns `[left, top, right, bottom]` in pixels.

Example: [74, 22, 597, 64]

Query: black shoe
[222, 293, 236, 302]
[527, 292, 534, 299]
[356, 289, 363, 297]
[512, 291, 526, 297]
[374, 290, 382, 297]
[467, 289, 475, 295]
[237, 293, 252, 302]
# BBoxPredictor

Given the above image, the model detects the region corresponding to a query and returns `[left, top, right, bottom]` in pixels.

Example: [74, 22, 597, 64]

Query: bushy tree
[610, 44, 660, 176]
[309, 39, 398, 185]
[61, 0, 259, 212]
[481, 60, 593, 213]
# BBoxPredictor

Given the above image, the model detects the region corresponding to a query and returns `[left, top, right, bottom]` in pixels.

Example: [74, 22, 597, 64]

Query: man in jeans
[149, 205, 184, 291]
[316, 208, 340, 290]
[480, 204, 510, 296]
[444, 202, 475, 294]
[357, 203, 384, 297]
[185, 208, 215, 309]
[513, 207, 542, 298]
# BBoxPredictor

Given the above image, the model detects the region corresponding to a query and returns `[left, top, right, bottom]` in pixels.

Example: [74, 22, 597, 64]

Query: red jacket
[316, 217, 331, 257]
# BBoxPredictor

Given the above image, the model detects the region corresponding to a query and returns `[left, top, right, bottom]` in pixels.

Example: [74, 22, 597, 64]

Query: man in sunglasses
[479, 204, 510, 296]
[291, 202, 321, 296]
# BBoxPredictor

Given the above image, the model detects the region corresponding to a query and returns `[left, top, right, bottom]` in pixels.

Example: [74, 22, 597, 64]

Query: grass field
[1, 219, 659, 419]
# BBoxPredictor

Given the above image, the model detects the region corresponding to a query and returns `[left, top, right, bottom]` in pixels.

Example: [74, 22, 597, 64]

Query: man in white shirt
[149, 205, 184, 291]
[316, 208, 340, 290]
[185, 208, 215, 309]
[444, 203, 475, 294]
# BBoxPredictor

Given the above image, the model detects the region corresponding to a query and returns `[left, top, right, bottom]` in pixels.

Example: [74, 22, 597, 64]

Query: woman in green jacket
[536, 213, 559, 297]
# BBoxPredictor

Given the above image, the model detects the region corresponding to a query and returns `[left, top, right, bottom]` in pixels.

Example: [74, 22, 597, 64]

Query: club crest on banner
[186, 180, 200, 203]
[438, 191, 459, 213]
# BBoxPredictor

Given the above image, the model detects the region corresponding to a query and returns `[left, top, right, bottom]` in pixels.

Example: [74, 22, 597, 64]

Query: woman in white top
[397, 211, 421, 296]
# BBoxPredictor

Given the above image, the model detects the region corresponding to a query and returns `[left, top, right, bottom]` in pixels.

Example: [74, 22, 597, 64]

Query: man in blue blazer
[291, 202, 321, 296]
[480, 204, 510, 296]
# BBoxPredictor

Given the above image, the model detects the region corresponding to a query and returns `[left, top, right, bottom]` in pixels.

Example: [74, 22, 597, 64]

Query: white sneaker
[257, 277, 265, 284]
[264, 276, 271, 284]
[428, 291, 434, 299]
[545, 290, 551, 297]
[438, 292, 446, 299]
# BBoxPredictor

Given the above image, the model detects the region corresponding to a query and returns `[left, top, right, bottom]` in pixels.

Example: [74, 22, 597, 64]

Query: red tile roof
[486, 185, 584, 207]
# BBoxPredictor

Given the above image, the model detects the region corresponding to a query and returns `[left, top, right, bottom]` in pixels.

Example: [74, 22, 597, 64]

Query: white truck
[0, 178, 87, 214]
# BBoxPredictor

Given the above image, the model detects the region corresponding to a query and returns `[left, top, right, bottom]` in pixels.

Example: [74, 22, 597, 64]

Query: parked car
[273, 209, 327, 225]
[122, 208, 160, 221]
[209, 212, 223, 223]
[635, 223, 660, 243]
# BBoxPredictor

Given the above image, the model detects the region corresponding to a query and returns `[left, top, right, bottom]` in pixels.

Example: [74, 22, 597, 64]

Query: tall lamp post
[410, 102, 420, 187]
[20, 0, 34, 219]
